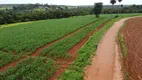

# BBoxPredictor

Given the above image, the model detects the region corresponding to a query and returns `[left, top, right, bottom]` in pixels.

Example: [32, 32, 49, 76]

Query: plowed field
[122, 17, 142, 80]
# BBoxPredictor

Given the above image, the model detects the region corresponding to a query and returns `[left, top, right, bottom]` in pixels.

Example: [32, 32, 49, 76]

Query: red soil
[48, 19, 112, 80]
[122, 17, 142, 80]
[0, 19, 101, 72]
[0, 56, 29, 72]
[0, 50, 17, 55]
[0, 50, 8, 54]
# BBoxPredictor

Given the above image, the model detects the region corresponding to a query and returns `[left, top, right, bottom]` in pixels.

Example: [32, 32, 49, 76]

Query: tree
[0, 16, 5, 24]
[121, 4, 123, 8]
[110, 0, 116, 5]
[118, 0, 123, 8]
[93, 3, 103, 18]
[110, 0, 116, 14]
[118, 0, 122, 4]
[118, 0, 123, 13]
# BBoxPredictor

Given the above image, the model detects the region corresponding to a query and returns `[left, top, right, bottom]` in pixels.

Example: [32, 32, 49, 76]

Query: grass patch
[0, 22, 32, 29]
[119, 34, 127, 58]
[118, 22, 130, 80]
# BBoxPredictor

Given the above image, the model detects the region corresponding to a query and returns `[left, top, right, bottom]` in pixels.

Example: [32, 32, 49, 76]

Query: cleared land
[122, 17, 142, 80]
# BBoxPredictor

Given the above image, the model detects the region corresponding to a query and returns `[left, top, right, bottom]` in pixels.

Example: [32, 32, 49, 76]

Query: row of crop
[0, 16, 105, 70]
[0, 15, 98, 53]
[0, 57, 57, 80]
[0, 15, 99, 68]
[0, 51, 28, 68]
[59, 17, 122, 80]
[40, 17, 112, 59]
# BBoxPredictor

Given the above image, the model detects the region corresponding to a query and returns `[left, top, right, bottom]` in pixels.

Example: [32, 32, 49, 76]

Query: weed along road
[85, 16, 141, 80]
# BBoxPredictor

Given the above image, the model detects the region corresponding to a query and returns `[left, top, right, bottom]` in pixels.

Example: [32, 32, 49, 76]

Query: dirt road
[85, 17, 141, 80]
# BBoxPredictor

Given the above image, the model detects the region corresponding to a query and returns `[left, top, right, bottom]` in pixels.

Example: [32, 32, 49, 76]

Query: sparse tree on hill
[93, 3, 103, 18]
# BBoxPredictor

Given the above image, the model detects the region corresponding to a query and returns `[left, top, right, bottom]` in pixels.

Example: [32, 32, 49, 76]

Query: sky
[0, 0, 141, 5]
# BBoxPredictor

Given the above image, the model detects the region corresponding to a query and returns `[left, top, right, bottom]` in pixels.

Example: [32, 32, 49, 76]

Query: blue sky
[0, 0, 141, 5]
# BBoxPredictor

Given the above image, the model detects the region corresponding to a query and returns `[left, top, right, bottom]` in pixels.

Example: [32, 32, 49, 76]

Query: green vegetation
[0, 57, 57, 80]
[0, 51, 26, 68]
[0, 15, 99, 68]
[0, 22, 32, 29]
[93, 3, 103, 18]
[124, 68, 130, 80]
[118, 22, 129, 80]
[0, 15, 96, 53]
[0, 3, 142, 25]
[0, 4, 93, 25]
[119, 34, 127, 58]
[0, 4, 13, 10]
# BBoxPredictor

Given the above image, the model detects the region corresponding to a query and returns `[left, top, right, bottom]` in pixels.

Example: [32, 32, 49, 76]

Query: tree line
[0, 4, 92, 25]
[93, 0, 142, 17]
[0, 3, 142, 25]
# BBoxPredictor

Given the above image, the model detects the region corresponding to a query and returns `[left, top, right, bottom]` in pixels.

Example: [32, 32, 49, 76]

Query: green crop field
[0, 15, 97, 53]
[0, 15, 103, 69]
[0, 14, 141, 80]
